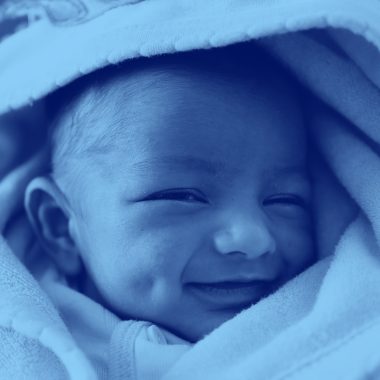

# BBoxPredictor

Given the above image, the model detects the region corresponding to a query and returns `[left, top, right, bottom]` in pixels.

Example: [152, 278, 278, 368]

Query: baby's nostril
[213, 221, 276, 260]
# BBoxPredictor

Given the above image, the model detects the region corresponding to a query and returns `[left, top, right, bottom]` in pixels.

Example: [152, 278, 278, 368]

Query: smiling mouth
[186, 280, 276, 310]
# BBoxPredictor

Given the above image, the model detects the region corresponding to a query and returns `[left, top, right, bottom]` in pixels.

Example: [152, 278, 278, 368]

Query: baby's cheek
[116, 245, 176, 294]
[275, 223, 315, 273]
[110, 261, 181, 320]
[102, 265, 156, 316]
[103, 220, 196, 315]
[123, 242, 186, 301]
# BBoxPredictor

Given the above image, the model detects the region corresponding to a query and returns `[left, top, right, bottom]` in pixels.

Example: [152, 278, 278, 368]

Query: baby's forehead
[61, 66, 242, 145]
[97, 63, 249, 106]
[86, 60, 300, 133]
[97, 68, 302, 147]
[53, 44, 301, 125]
[51, 48, 305, 183]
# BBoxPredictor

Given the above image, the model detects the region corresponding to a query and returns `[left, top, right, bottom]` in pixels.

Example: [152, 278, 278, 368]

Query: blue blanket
[1, 1, 380, 379]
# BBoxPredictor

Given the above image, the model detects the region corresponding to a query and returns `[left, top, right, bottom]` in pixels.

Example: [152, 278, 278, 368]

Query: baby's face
[68, 70, 314, 342]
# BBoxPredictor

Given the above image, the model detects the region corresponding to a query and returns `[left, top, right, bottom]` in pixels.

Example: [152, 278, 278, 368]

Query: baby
[25, 43, 314, 345]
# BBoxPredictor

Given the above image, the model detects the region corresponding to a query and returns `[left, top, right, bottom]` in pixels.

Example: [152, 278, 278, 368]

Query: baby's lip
[186, 278, 278, 310]
[188, 273, 280, 286]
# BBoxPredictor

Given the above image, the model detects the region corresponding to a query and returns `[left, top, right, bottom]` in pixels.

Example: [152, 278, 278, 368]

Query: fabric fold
[1, 1, 380, 379]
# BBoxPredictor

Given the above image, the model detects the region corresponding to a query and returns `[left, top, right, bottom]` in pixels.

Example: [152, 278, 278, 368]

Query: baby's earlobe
[24, 176, 82, 275]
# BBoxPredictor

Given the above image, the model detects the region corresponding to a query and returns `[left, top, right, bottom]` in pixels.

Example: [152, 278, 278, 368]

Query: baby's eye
[263, 194, 308, 209]
[143, 188, 209, 204]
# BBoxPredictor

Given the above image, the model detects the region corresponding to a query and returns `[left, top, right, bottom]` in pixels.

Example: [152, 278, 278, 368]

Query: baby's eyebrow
[128, 157, 310, 181]
[267, 165, 311, 189]
[129, 155, 227, 176]
[271, 165, 309, 178]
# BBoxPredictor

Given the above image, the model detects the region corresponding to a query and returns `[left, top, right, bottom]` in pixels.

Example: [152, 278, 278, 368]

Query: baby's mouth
[186, 279, 276, 310]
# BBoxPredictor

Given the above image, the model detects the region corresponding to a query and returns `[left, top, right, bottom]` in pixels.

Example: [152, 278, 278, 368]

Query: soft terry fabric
[2, 1, 380, 379]
[0, 235, 190, 379]
[40, 271, 190, 379]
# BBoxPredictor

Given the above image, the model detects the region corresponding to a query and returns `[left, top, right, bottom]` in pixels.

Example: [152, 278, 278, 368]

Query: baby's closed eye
[263, 194, 308, 208]
[263, 193, 311, 220]
[142, 188, 209, 204]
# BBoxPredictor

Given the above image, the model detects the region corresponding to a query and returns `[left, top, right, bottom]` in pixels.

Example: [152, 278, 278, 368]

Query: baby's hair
[46, 41, 302, 190]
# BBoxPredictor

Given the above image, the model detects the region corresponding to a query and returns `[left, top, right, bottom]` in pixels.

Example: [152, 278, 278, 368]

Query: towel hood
[0, 0, 379, 115]
[2, 2, 380, 379]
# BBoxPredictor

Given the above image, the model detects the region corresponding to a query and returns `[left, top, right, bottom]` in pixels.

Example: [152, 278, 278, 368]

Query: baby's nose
[213, 213, 276, 260]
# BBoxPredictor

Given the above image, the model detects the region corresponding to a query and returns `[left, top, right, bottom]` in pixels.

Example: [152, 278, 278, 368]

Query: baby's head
[26, 44, 314, 342]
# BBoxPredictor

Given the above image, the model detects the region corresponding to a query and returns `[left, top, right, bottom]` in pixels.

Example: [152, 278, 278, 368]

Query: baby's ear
[24, 177, 82, 276]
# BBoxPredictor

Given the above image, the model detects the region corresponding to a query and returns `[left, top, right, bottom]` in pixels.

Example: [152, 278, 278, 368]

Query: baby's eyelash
[143, 189, 209, 203]
[263, 194, 308, 208]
